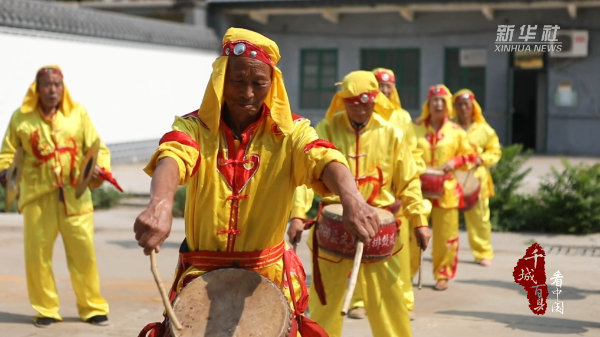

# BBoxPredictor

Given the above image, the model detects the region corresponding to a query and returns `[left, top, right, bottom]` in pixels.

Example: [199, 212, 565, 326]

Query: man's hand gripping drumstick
[287, 162, 380, 246]
[414, 225, 431, 290]
[133, 158, 182, 330]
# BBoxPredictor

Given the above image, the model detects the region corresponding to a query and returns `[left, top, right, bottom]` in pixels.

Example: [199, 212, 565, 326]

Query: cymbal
[75, 139, 100, 199]
[4, 147, 24, 212]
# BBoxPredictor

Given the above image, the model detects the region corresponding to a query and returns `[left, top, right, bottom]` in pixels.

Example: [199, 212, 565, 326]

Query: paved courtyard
[1, 205, 599, 336]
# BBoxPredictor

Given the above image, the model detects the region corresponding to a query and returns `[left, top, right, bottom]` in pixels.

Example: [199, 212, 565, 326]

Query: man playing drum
[0, 66, 112, 327]
[288, 71, 431, 337]
[412, 85, 476, 291]
[134, 28, 381, 337]
[452, 89, 502, 266]
[343, 67, 427, 320]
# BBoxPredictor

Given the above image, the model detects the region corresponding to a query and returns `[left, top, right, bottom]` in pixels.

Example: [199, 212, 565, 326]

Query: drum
[169, 268, 292, 337]
[316, 204, 399, 262]
[456, 169, 481, 212]
[420, 168, 451, 199]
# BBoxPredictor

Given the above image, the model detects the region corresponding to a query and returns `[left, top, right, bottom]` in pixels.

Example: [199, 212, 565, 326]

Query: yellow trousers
[410, 208, 460, 280]
[308, 246, 411, 336]
[22, 190, 108, 321]
[464, 198, 494, 261]
[349, 216, 414, 311]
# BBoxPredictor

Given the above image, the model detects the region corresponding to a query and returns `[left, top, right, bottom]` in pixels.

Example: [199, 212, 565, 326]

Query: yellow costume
[291, 71, 431, 337]
[139, 28, 346, 337]
[349, 68, 425, 313]
[411, 85, 475, 281]
[0, 66, 111, 322]
[452, 89, 501, 261]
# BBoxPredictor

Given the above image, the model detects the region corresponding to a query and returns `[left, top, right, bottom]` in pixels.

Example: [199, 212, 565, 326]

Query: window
[444, 48, 486, 109]
[300, 49, 338, 109]
[360, 49, 420, 110]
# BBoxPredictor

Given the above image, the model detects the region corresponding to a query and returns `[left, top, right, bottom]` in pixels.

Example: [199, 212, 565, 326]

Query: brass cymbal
[75, 139, 100, 199]
[4, 147, 24, 212]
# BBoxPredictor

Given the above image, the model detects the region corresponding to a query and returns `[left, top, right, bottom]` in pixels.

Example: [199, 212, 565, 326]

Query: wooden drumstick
[341, 241, 364, 316]
[150, 250, 183, 331]
[418, 244, 423, 290]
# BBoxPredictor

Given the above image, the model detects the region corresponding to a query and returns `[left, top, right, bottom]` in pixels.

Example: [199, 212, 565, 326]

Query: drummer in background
[412, 84, 475, 291]
[0, 66, 112, 327]
[288, 71, 431, 337]
[345, 67, 428, 320]
[452, 89, 501, 266]
[134, 28, 381, 337]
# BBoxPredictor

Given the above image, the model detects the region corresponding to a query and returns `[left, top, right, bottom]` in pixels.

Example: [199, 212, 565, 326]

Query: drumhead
[322, 204, 396, 225]
[424, 168, 446, 176]
[170, 268, 292, 337]
[455, 170, 480, 195]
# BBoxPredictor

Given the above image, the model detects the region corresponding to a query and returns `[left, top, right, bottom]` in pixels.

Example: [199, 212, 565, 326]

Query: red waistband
[179, 240, 286, 271]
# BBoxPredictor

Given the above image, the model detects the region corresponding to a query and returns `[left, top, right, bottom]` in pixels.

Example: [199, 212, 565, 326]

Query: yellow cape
[196, 27, 294, 136]
[325, 70, 395, 121]
[451, 88, 486, 124]
[372, 67, 402, 110]
[21, 65, 76, 116]
[418, 84, 453, 121]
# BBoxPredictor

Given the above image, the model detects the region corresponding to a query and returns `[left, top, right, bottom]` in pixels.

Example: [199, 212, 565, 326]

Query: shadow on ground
[437, 310, 600, 334]
[0, 311, 83, 325]
[106, 240, 181, 249]
[456, 279, 600, 300]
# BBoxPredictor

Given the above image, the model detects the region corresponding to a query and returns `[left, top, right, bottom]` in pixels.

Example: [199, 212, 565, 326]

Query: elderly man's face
[378, 82, 395, 99]
[224, 57, 273, 118]
[37, 73, 63, 111]
[455, 98, 474, 124]
[344, 101, 374, 126]
[428, 96, 447, 122]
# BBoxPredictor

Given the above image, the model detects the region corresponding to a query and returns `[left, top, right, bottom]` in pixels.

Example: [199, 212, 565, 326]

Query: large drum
[316, 204, 399, 262]
[456, 169, 481, 212]
[420, 168, 451, 199]
[169, 268, 292, 337]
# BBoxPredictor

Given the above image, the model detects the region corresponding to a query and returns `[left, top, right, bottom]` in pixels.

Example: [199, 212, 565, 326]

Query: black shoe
[34, 317, 56, 328]
[87, 315, 110, 326]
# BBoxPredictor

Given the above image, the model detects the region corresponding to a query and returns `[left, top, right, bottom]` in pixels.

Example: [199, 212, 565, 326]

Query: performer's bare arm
[134, 157, 179, 255]
[320, 161, 379, 244]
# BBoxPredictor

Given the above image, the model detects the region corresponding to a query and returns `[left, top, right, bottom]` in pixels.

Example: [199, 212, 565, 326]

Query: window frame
[360, 48, 421, 110]
[444, 47, 487, 109]
[299, 49, 339, 109]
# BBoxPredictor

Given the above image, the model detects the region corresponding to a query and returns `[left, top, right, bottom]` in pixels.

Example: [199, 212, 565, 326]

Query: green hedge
[173, 186, 187, 217]
[0, 186, 18, 213]
[0, 186, 125, 212]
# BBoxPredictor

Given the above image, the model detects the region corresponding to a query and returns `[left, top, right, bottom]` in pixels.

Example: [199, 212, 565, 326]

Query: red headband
[221, 40, 274, 66]
[343, 91, 378, 105]
[427, 86, 449, 99]
[374, 71, 395, 83]
[36, 68, 63, 80]
[454, 92, 475, 103]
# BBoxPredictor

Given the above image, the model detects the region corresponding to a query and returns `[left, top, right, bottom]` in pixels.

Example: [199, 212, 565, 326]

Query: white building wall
[0, 27, 218, 144]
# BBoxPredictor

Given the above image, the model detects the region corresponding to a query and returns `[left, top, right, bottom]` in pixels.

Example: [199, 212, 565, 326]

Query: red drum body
[456, 170, 481, 212]
[316, 204, 399, 262]
[420, 168, 451, 199]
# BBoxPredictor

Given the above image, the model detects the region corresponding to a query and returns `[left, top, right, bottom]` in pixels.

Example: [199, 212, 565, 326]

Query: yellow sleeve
[291, 119, 348, 197]
[401, 111, 426, 175]
[391, 128, 431, 228]
[290, 185, 315, 220]
[455, 128, 476, 171]
[143, 116, 200, 186]
[79, 107, 112, 189]
[0, 111, 20, 171]
[480, 125, 502, 168]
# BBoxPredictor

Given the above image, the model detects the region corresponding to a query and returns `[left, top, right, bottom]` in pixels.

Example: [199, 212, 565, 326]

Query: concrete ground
[1, 156, 599, 336]
[1, 206, 599, 337]
[108, 156, 600, 196]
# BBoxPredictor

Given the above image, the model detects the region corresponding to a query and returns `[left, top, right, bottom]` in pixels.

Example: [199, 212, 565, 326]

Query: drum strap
[283, 248, 329, 337]
[303, 203, 327, 306]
